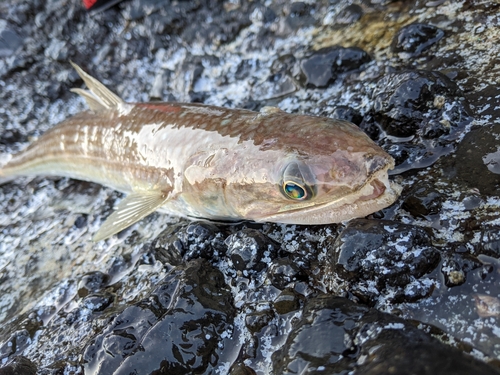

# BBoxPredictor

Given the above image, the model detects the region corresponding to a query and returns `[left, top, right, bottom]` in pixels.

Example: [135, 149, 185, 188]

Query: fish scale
[0, 63, 401, 241]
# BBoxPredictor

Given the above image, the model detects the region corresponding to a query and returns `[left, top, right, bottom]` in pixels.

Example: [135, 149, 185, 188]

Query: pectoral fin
[93, 191, 169, 242]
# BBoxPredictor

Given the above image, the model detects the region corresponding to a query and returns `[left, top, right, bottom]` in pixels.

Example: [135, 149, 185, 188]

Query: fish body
[0, 64, 401, 240]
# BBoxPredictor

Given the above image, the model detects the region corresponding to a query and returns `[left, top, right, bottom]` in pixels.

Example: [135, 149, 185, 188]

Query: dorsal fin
[70, 61, 124, 111]
[70, 88, 109, 112]
[259, 106, 283, 115]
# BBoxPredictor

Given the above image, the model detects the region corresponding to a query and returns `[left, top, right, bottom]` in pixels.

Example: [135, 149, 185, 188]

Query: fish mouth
[261, 167, 402, 225]
[358, 178, 388, 201]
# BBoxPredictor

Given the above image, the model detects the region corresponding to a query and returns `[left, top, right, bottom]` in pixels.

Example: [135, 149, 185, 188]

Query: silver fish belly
[0, 63, 401, 241]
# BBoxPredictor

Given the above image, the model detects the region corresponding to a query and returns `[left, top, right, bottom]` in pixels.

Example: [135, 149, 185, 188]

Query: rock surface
[1, 0, 500, 374]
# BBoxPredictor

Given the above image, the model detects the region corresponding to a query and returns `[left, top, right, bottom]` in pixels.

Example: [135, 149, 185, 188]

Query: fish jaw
[257, 166, 402, 225]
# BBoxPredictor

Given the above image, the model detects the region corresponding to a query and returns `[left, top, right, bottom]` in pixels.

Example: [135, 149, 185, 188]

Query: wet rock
[77, 271, 109, 298]
[106, 253, 135, 277]
[329, 219, 440, 303]
[365, 70, 473, 172]
[301, 46, 371, 88]
[0, 313, 43, 362]
[268, 257, 305, 290]
[261, 6, 278, 24]
[272, 295, 360, 374]
[80, 293, 114, 313]
[444, 124, 500, 195]
[225, 229, 277, 273]
[402, 183, 443, 218]
[285, 2, 316, 29]
[252, 54, 301, 99]
[0, 356, 37, 375]
[0, 330, 32, 364]
[149, 69, 169, 100]
[38, 361, 84, 375]
[273, 295, 500, 375]
[245, 308, 275, 334]
[355, 320, 500, 375]
[460, 80, 500, 121]
[281, 227, 337, 277]
[371, 70, 470, 138]
[122, 0, 165, 21]
[468, 263, 496, 295]
[483, 148, 500, 175]
[273, 288, 302, 314]
[0, 129, 26, 146]
[180, 3, 252, 46]
[180, 221, 223, 261]
[478, 227, 500, 257]
[140, 2, 189, 36]
[331, 105, 363, 125]
[392, 23, 445, 56]
[229, 362, 257, 375]
[252, 72, 298, 100]
[0, 21, 23, 58]
[149, 222, 188, 266]
[73, 214, 87, 229]
[83, 259, 234, 374]
[333, 4, 363, 25]
[150, 221, 223, 265]
[44, 39, 68, 62]
[441, 252, 482, 287]
[271, 54, 303, 83]
[234, 59, 258, 81]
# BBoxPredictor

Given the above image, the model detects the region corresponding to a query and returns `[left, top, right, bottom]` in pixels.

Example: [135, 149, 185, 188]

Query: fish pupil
[284, 182, 306, 200]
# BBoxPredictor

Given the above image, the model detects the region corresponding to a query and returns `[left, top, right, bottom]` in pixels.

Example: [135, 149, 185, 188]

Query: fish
[0, 63, 401, 241]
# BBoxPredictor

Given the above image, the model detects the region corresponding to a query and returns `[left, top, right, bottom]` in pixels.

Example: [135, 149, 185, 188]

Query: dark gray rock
[0, 356, 37, 375]
[443, 123, 500, 196]
[83, 259, 235, 374]
[77, 271, 109, 298]
[0, 22, 23, 58]
[329, 219, 440, 304]
[267, 257, 305, 290]
[273, 295, 500, 375]
[301, 46, 371, 88]
[362, 70, 473, 172]
[392, 23, 445, 56]
[333, 4, 364, 25]
[285, 2, 316, 29]
[226, 229, 277, 273]
[402, 182, 443, 218]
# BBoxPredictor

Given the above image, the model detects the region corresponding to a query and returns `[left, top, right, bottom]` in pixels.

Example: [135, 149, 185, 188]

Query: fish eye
[283, 181, 307, 200]
[281, 162, 315, 200]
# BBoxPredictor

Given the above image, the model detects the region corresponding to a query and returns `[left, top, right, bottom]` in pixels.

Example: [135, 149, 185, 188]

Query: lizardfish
[0, 63, 401, 241]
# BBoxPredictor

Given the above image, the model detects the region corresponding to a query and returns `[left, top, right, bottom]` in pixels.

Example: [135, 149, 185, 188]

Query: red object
[82, 0, 124, 12]
[82, 0, 97, 9]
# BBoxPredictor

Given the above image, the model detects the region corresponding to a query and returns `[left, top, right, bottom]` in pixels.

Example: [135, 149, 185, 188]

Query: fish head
[224, 115, 402, 224]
